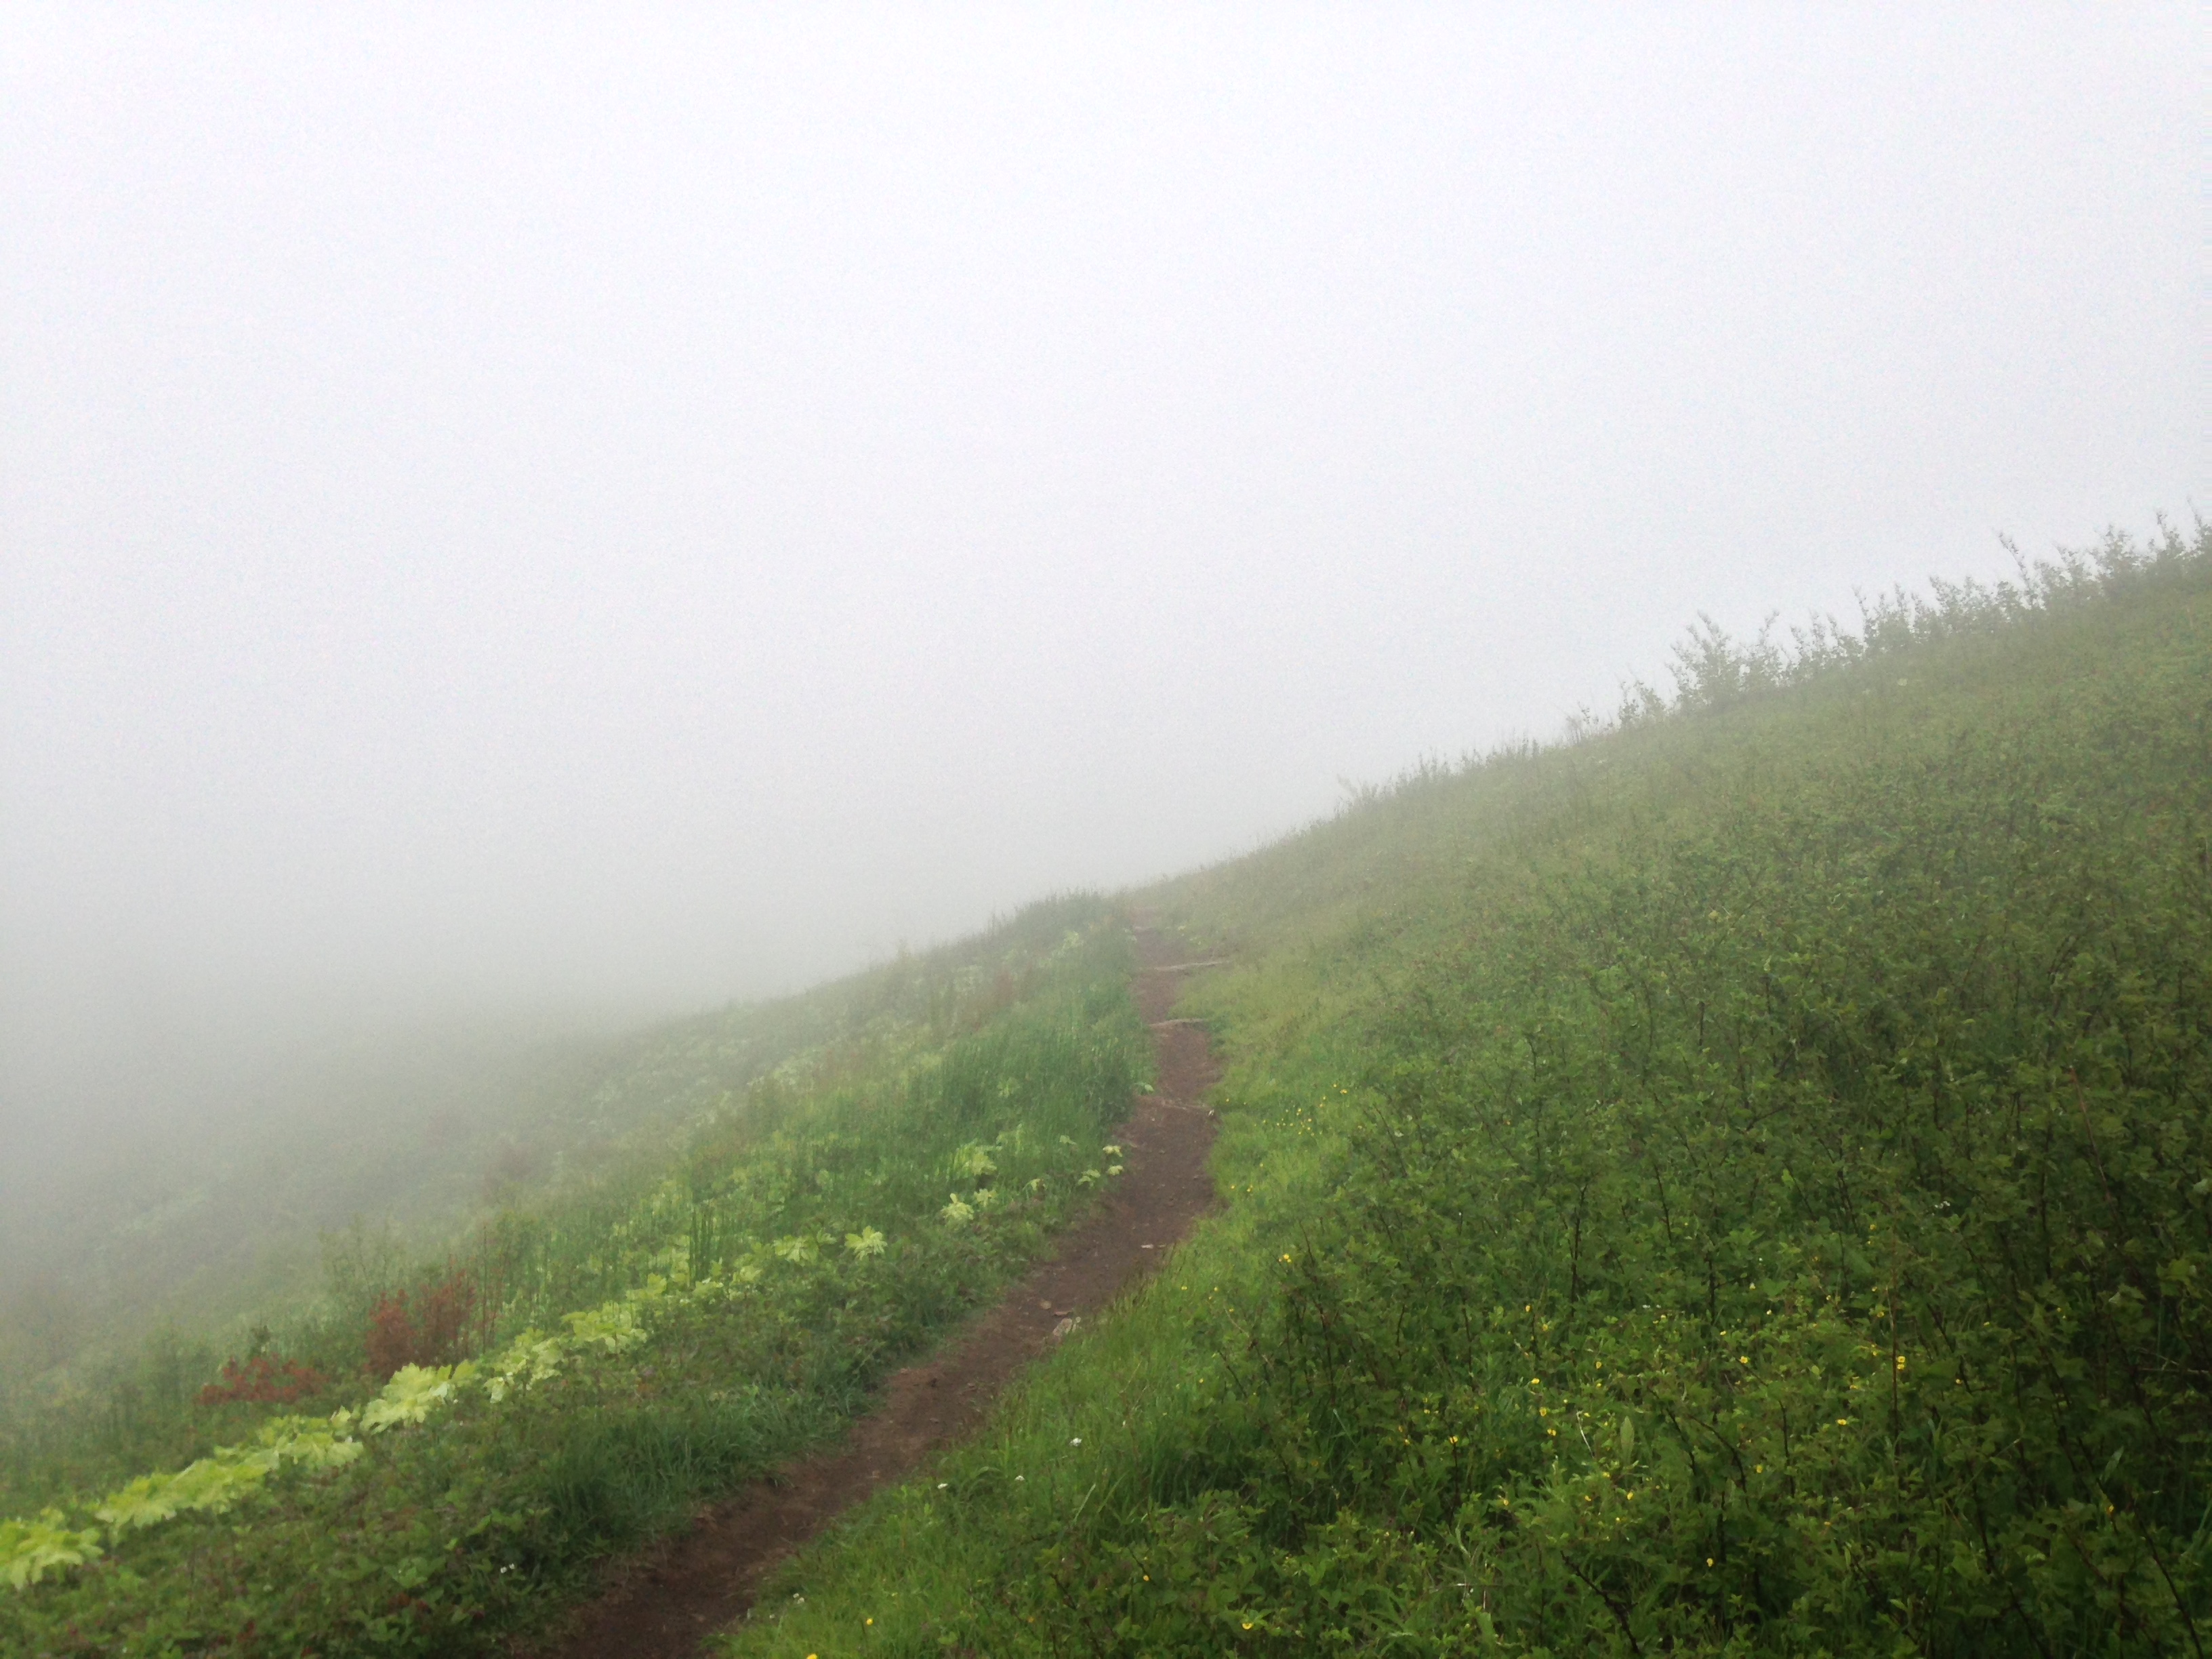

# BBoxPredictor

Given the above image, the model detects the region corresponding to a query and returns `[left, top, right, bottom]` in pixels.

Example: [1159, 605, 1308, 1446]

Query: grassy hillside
[1, 926, 1038, 1404]
[1, 899, 1147, 1653]
[723, 525, 2209, 1657]
[0, 899, 1114, 1483]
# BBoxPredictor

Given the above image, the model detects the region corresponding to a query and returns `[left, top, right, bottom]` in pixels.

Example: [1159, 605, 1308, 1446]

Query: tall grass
[723, 525, 2210, 1658]
[0, 895, 1113, 1511]
[1, 901, 1149, 1655]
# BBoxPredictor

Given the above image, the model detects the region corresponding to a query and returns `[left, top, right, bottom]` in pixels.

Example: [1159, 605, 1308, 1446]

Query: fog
[2, 7, 2200, 1282]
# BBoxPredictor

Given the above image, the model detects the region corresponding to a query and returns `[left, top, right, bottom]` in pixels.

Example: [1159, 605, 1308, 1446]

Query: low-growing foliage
[194, 1355, 326, 1408]
[0, 903, 1148, 1654]
[724, 525, 2210, 1658]
[364, 1265, 481, 1380]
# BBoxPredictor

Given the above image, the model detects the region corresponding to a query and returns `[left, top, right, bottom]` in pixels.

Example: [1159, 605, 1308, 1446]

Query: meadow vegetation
[721, 523, 2210, 1657]
[1, 901, 1147, 1654]
[5, 523, 2203, 1656]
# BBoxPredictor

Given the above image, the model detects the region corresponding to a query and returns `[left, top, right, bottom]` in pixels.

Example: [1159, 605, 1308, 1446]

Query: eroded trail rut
[533, 924, 1221, 1658]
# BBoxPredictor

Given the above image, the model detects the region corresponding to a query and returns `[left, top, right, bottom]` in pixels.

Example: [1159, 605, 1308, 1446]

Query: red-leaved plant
[197, 1353, 327, 1407]
[364, 1265, 478, 1380]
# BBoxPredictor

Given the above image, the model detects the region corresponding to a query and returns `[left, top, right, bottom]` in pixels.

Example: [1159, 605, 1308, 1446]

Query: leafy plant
[0, 1513, 100, 1591]
[722, 525, 2211, 1659]
[196, 1352, 327, 1406]
[0, 901, 1148, 1654]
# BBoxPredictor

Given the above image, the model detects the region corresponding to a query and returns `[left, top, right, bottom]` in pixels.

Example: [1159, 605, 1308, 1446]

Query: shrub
[364, 1267, 478, 1380]
[195, 1354, 327, 1407]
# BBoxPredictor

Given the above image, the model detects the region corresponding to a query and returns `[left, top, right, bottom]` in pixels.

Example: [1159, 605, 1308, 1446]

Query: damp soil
[525, 921, 1222, 1658]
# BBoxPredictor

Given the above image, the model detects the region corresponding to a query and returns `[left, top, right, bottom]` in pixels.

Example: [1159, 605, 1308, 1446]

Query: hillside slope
[0, 901, 1150, 1654]
[729, 529, 2209, 1657]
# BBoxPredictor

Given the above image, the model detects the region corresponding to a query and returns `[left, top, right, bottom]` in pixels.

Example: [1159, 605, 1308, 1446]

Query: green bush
[1, 907, 1148, 1655]
[726, 529, 2209, 1658]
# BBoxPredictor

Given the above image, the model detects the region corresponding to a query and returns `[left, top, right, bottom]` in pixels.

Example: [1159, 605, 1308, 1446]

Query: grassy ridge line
[0, 930, 896, 1411]
[720, 533, 2209, 1656]
[0, 894, 1111, 1513]
[1, 912, 1150, 1656]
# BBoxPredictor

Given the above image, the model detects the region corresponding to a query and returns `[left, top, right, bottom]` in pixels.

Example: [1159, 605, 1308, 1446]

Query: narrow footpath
[531, 920, 1222, 1658]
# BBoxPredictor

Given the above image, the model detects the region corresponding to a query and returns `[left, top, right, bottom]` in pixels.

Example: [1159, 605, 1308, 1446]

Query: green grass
[0, 897, 1120, 1510]
[1, 901, 1150, 1654]
[717, 525, 2209, 1658]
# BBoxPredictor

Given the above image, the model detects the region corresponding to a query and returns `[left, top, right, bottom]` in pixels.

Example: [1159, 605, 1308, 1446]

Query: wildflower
[941, 1194, 975, 1227]
[1070, 1437, 1082, 1446]
[844, 1227, 887, 1258]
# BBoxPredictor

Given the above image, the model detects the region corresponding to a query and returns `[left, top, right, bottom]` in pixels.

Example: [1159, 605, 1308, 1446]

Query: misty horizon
[3, 8, 2201, 1259]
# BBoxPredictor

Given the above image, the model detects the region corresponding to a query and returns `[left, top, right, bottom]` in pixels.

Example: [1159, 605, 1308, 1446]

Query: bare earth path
[528, 921, 1221, 1658]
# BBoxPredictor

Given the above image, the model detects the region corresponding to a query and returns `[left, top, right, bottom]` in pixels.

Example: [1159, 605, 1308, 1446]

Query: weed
[721, 525, 2211, 1658]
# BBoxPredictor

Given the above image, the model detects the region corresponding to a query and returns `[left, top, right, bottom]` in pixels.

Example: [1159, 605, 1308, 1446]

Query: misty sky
[2, 7, 2202, 1184]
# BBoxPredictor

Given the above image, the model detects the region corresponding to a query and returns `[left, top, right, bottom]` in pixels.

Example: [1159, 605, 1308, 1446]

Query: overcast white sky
[2, 6, 2203, 1177]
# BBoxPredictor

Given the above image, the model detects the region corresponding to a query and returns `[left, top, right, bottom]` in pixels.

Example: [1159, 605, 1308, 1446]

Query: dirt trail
[530, 921, 1221, 1658]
